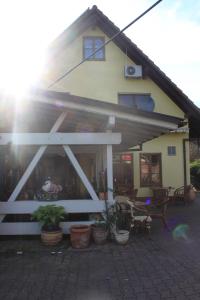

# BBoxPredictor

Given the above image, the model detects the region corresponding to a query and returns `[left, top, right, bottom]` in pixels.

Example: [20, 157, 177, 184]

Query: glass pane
[151, 154, 159, 165]
[168, 146, 176, 156]
[94, 49, 104, 59]
[84, 48, 93, 59]
[118, 95, 137, 108]
[95, 38, 104, 48]
[140, 154, 161, 186]
[141, 164, 150, 174]
[135, 95, 155, 112]
[141, 173, 151, 185]
[151, 164, 160, 173]
[84, 38, 93, 48]
[151, 173, 160, 185]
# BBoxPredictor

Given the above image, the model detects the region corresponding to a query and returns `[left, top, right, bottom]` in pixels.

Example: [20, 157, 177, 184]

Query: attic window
[118, 94, 155, 112]
[83, 37, 105, 60]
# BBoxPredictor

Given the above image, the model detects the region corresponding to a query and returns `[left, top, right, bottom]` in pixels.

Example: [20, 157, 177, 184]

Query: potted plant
[108, 204, 130, 245]
[32, 204, 65, 246]
[70, 225, 91, 249]
[92, 220, 108, 245]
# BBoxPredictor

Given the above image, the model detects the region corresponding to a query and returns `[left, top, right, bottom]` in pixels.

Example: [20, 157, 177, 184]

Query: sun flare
[0, 0, 49, 99]
[0, 47, 46, 98]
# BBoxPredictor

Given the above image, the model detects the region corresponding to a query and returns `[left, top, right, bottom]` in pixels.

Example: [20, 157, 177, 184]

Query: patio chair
[147, 198, 171, 230]
[172, 185, 196, 205]
[152, 187, 169, 206]
[116, 197, 152, 233]
[128, 200, 152, 233]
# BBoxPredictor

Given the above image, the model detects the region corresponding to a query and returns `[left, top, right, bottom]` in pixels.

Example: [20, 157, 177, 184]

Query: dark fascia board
[31, 88, 183, 126]
[48, 5, 200, 124]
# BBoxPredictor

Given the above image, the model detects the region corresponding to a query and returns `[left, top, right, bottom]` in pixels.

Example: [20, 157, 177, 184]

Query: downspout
[183, 139, 189, 186]
[0, 146, 6, 201]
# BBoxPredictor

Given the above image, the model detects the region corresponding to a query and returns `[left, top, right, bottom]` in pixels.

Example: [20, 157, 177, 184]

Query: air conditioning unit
[124, 65, 142, 78]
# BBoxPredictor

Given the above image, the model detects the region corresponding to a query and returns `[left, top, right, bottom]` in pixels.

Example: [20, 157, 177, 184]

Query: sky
[0, 0, 199, 106]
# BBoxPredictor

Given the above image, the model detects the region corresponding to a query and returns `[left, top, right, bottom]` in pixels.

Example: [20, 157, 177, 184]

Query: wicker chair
[147, 198, 171, 230]
[172, 185, 196, 205]
[142, 188, 170, 229]
[115, 196, 152, 233]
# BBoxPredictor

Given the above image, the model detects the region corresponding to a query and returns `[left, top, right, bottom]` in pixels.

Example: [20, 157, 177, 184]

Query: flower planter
[70, 225, 91, 249]
[92, 225, 108, 245]
[114, 230, 129, 245]
[41, 228, 63, 246]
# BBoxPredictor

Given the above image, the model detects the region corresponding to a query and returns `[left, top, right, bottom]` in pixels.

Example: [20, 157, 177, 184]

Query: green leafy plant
[190, 159, 200, 189]
[32, 205, 66, 231]
[107, 204, 131, 232]
[94, 220, 108, 230]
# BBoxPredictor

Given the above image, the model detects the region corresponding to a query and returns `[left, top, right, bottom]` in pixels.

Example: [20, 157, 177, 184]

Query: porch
[0, 89, 182, 234]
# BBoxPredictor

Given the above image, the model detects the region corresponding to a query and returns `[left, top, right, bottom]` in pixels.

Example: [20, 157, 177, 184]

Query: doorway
[113, 153, 133, 196]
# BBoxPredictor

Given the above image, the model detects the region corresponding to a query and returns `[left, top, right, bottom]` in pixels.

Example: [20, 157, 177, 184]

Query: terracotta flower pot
[92, 225, 108, 245]
[70, 225, 91, 249]
[41, 229, 63, 246]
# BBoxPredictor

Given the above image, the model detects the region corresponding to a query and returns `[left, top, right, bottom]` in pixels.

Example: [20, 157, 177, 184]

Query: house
[0, 6, 200, 235]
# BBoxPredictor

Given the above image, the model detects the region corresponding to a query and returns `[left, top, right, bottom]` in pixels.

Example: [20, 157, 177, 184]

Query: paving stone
[1, 200, 200, 299]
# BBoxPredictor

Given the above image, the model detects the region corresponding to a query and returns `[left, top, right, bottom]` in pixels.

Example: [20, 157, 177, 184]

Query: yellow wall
[133, 132, 190, 197]
[44, 27, 184, 118]
[43, 25, 190, 196]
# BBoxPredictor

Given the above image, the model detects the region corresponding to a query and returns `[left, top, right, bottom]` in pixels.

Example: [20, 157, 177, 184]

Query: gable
[41, 5, 200, 136]
[44, 26, 184, 119]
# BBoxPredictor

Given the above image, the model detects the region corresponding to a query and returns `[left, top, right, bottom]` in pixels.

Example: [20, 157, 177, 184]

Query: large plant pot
[41, 229, 63, 246]
[70, 225, 91, 249]
[114, 230, 129, 245]
[92, 225, 108, 245]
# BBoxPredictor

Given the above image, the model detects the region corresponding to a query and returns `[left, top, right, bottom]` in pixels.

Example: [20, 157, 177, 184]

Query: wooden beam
[0, 200, 107, 214]
[0, 221, 94, 235]
[31, 94, 179, 130]
[0, 112, 67, 223]
[0, 132, 121, 145]
[63, 145, 99, 201]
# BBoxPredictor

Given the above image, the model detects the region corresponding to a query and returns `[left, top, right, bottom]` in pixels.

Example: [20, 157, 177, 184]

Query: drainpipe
[183, 139, 189, 186]
[0, 146, 5, 200]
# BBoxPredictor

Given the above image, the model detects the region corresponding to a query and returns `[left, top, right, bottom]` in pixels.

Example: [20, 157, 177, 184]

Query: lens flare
[145, 198, 151, 205]
[172, 224, 189, 241]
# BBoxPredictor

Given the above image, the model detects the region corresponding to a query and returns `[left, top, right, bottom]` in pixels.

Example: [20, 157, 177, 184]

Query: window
[118, 94, 155, 112]
[140, 153, 162, 187]
[168, 146, 176, 156]
[83, 37, 105, 60]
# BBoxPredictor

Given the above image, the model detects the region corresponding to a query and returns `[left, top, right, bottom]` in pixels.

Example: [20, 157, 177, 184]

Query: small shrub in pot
[32, 204, 66, 245]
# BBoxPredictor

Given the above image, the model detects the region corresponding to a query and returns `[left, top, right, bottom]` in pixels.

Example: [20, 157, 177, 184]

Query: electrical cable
[48, 0, 163, 88]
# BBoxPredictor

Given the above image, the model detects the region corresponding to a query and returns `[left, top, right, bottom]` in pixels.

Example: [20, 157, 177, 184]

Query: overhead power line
[48, 0, 163, 88]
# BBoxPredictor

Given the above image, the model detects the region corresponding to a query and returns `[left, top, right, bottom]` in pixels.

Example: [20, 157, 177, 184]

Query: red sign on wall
[121, 154, 132, 161]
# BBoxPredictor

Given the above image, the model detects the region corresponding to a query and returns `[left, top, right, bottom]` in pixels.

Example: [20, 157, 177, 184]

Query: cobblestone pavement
[1, 199, 200, 300]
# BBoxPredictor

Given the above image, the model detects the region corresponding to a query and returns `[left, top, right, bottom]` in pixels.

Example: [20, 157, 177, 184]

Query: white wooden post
[0, 112, 67, 222]
[63, 145, 99, 201]
[106, 144, 114, 202]
[106, 117, 115, 202]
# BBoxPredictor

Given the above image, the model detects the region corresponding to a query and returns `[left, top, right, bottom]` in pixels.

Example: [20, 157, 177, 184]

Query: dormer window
[83, 37, 105, 60]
